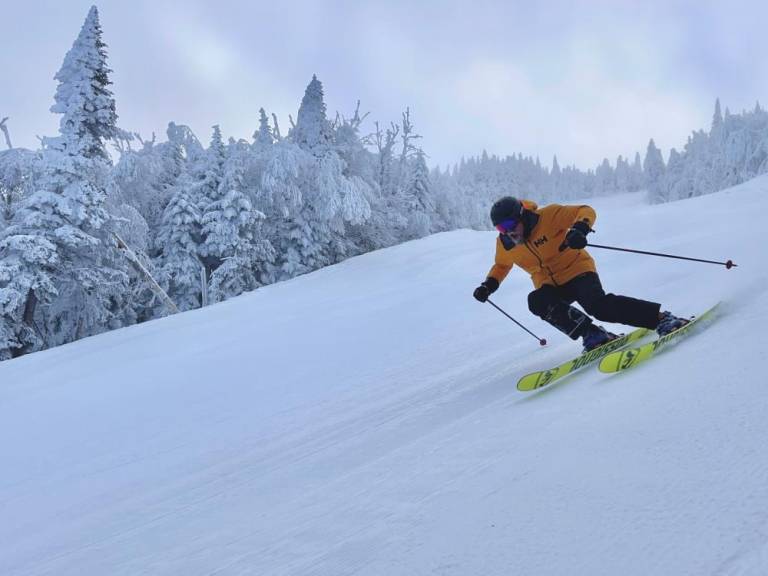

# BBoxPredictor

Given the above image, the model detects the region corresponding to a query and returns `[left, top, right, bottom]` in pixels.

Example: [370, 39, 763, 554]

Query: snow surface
[1, 177, 768, 576]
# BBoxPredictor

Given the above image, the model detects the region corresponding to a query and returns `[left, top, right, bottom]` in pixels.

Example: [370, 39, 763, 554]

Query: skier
[473, 196, 689, 351]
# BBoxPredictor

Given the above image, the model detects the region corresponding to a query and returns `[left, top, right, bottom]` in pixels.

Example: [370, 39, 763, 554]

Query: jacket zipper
[525, 240, 558, 286]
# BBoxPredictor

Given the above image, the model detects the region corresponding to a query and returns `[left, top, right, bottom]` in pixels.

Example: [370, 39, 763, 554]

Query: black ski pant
[527, 272, 661, 340]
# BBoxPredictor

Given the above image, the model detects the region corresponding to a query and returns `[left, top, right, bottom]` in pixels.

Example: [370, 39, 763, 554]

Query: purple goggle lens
[495, 217, 519, 234]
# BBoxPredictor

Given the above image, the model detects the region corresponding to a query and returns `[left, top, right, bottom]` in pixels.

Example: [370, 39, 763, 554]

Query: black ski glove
[473, 277, 499, 302]
[564, 220, 592, 250]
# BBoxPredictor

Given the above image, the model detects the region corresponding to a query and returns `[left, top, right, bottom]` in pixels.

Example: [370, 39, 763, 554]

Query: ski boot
[582, 324, 618, 353]
[656, 311, 690, 336]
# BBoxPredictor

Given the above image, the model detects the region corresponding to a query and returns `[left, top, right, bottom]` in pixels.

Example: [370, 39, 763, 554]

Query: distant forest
[2, 6, 766, 360]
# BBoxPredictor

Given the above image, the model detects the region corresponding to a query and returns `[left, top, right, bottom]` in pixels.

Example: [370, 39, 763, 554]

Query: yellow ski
[517, 327, 651, 391]
[599, 303, 720, 373]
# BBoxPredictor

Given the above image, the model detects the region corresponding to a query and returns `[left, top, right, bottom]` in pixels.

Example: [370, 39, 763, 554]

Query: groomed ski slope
[2, 176, 768, 576]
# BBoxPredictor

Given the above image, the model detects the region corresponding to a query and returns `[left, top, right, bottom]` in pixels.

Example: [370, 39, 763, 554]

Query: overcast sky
[3, 0, 767, 170]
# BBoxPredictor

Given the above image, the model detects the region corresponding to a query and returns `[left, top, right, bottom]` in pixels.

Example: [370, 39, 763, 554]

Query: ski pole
[587, 243, 737, 269]
[486, 298, 547, 346]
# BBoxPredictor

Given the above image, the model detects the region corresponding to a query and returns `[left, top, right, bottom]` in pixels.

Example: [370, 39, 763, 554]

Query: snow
[1, 176, 767, 575]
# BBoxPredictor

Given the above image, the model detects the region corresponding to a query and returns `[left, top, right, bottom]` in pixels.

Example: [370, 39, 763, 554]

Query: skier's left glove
[564, 220, 592, 250]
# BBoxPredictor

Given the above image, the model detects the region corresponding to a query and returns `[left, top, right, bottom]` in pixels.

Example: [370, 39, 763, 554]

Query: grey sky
[2, 0, 767, 170]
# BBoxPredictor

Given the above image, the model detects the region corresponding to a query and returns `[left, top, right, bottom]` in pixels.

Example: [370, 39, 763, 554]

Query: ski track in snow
[2, 177, 768, 575]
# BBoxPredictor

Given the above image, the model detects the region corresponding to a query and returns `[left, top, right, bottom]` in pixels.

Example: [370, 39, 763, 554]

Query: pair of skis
[517, 303, 720, 392]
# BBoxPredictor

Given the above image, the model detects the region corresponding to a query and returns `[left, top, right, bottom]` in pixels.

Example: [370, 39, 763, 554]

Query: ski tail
[599, 303, 721, 374]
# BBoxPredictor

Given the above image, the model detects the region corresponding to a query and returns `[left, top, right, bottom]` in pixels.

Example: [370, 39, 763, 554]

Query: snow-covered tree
[257, 140, 305, 280]
[157, 187, 202, 311]
[195, 126, 227, 279]
[595, 158, 614, 196]
[614, 155, 630, 193]
[644, 139, 666, 203]
[273, 76, 372, 276]
[253, 108, 274, 148]
[664, 148, 687, 201]
[0, 117, 13, 150]
[18, 27, 748, 360]
[374, 120, 399, 198]
[112, 128, 185, 246]
[637, 99, 768, 204]
[0, 149, 37, 227]
[203, 139, 275, 302]
[0, 5, 136, 356]
[292, 75, 333, 156]
[50, 5, 117, 161]
[712, 98, 723, 131]
[195, 125, 226, 210]
[402, 149, 438, 238]
[630, 152, 644, 191]
[549, 155, 562, 201]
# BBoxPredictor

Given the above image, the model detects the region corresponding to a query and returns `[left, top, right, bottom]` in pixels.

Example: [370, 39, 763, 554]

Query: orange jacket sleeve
[487, 237, 513, 284]
[551, 204, 597, 229]
[487, 262, 513, 284]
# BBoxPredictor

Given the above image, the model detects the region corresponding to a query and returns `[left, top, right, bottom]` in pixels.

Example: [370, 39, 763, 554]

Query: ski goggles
[495, 217, 520, 234]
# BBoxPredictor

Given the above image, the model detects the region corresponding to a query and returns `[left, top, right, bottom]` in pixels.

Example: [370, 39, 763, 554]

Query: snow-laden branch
[0, 117, 12, 149]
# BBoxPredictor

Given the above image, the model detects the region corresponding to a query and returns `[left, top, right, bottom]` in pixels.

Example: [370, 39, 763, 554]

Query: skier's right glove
[563, 220, 592, 250]
[473, 277, 499, 302]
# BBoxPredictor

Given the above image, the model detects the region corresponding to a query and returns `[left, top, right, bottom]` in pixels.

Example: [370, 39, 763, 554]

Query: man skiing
[473, 196, 689, 351]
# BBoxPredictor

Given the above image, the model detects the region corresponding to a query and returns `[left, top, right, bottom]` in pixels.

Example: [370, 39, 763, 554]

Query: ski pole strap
[588, 243, 737, 269]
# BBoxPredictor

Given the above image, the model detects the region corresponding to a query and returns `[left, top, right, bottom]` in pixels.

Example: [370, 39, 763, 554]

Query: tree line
[1, 6, 765, 361]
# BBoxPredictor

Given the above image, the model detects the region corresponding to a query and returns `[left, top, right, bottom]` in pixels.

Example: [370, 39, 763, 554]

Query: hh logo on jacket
[533, 235, 548, 248]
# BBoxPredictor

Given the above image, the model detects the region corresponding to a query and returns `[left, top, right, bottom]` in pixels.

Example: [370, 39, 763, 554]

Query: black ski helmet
[490, 196, 523, 227]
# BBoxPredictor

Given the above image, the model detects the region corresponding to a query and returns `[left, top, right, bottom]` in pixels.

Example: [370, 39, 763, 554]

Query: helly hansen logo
[533, 235, 548, 248]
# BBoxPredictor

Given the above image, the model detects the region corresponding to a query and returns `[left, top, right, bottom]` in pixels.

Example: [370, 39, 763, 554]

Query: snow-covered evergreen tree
[712, 98, 723, 131]
[550, 155, 562, 201]
[196, 126, 227, 278]
[664, 148, 687, 201]
[332, 103, 382, 252]
[402, 149, 437, 238]
[630, 152, 644, 191]
[614, 155, 629, 193]
[644, 139, 666, 203]
[112, 129, 185, 248]
[157, 183, 202, 311]
[276, 76, 371, 276]
[292, 75, 333, 156]
[257, 139, 305, 280]
[50, 6, 118, 161]
[595, 158, 614, 196]
[195, 125, 226, 210]
[204, 138, 275, 302]
[154, 127, 209, 311]
[0, 5, 136, 356]
[253, 108, 274, 148]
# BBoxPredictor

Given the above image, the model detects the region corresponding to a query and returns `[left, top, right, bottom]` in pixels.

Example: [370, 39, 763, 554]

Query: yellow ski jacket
[487, 202, 598, 289]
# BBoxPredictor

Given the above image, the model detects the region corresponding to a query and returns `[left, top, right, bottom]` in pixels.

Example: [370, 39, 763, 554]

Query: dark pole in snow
[587, 243, 737, 269]
[486, 298, 547, 346]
